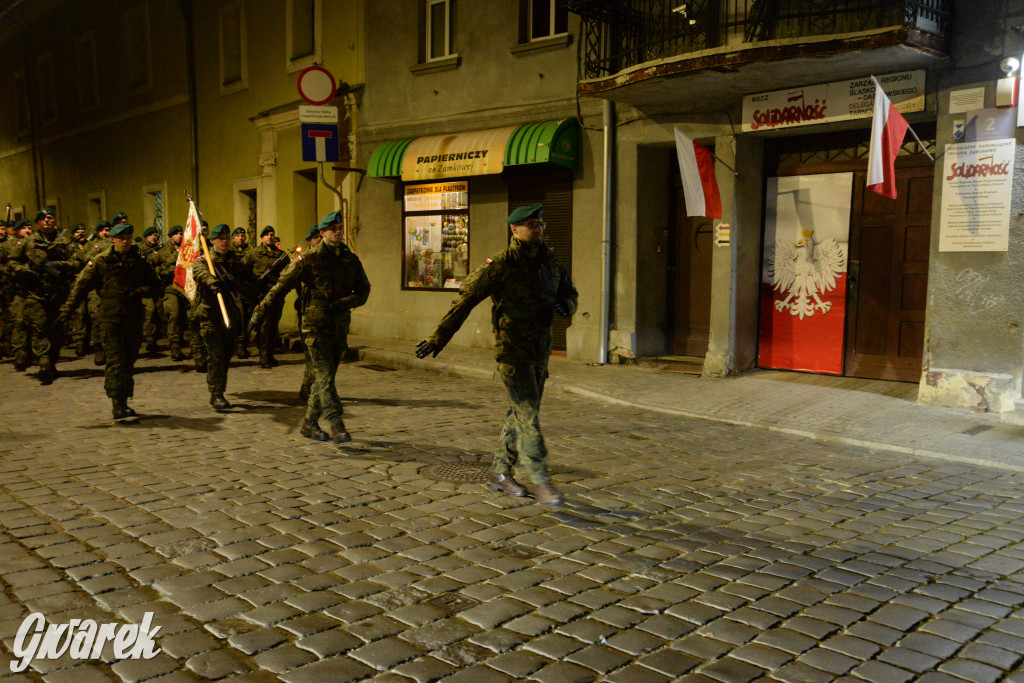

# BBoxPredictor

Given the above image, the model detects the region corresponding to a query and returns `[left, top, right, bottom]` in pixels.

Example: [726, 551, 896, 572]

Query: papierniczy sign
[11, 612, 162, 673]
[741, 70, 925, 132]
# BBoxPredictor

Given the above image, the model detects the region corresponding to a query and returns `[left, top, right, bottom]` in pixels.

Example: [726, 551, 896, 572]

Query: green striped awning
[367, 118, 579, 181]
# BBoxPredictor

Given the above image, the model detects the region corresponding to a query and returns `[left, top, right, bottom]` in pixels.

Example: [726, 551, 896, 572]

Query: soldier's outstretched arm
[61, 262, 98, 317]
[415, 258, 501, 359]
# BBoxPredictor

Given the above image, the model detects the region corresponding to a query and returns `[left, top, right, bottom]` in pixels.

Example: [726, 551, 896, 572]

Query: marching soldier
[297, 224, 322, 401]
[0, 220, 9, 359]
[7, 209, 80, 385]
[415, 204, 577, 506]
[59, 223, 162, 421]
[154, 225, 189, 361]
[86, 221, 113, 364]
[250, 211, 370, 444]
[141, 226, 163, 353]
[242, 225, 287, 368]
[192, 223, 258, 410]
[231, 227, 251, 358]
[1, 220, 32, 368]
[189, 220, 210, 371]
[67, 224, 91, 356]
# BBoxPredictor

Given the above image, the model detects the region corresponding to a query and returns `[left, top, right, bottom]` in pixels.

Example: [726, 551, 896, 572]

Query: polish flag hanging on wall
[674, 127, 722, 219]
[866, 79, 909, 199]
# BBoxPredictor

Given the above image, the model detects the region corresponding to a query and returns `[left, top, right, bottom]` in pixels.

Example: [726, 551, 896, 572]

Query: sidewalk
[349, 334, 1024, 472]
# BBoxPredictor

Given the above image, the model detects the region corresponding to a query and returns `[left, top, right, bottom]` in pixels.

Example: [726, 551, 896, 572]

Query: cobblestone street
[3, 349, 1024, 681]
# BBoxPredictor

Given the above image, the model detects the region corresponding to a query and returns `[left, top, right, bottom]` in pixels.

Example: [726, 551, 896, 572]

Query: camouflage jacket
[62, 244, 162, 324]
[429, 237, 578, 364]
[261, 240, 370, 336]
[152, 242, 182, 294]
[0, 237, 25, 295]
[7, 230, 79, 303]
[243, 243, 289, 289]
[192, 249, 258, 329]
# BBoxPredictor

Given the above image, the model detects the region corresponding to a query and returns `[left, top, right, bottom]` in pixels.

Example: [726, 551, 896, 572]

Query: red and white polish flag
[866, 80, 909, 199]
[173, 200, 204, 302]
[674, 127, 722, 219]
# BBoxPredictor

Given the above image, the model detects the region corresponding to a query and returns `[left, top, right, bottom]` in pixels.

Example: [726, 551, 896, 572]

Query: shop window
[403, 181, 469, 290]
[219, 2, 248, 94]
[286, 0, 321, 72]
[75, 32, 99, 110]
[527, 0, 568, 40]
[123, 2, 152, 91]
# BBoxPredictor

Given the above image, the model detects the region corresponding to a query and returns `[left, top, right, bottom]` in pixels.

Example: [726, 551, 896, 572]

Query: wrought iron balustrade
[569, 0, 950, 79]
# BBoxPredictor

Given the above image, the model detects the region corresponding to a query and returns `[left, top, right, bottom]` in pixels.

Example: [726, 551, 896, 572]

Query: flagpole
[185, 192, 231, 329]
[870, 75, 935, 163]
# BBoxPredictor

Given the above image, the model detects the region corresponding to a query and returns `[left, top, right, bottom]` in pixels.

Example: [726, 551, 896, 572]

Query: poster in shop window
[758, 173, 852, 375]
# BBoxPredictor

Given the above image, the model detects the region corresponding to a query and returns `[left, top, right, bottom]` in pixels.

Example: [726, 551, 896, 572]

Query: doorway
[667, 182, 713, 358]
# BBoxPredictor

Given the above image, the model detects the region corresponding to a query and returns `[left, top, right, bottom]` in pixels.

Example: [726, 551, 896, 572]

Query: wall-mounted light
[997, 56, 1020, 107]
[671, 4, 697, 25]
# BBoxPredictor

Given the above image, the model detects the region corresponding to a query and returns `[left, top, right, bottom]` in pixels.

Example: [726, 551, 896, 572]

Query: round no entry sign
[297, 66, 337, 105]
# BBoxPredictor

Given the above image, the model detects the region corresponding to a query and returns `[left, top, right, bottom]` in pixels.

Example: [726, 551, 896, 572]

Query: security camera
[1001, 56, 1020, 76]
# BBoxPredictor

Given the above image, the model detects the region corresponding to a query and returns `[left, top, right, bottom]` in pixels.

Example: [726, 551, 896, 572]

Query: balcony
[569, 0, 950, 110]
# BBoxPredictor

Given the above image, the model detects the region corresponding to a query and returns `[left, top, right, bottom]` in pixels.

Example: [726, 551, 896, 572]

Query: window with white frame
[36, 54, 57, 125]
[75, 32, 99, 109]
[425, 0, 454, 62]
[528, 0, 568, 40]
[219, 2, 247, 93]
[123, 3, 152, 91]
[286, 0, 321, 72]
[13, 70, 29, 134]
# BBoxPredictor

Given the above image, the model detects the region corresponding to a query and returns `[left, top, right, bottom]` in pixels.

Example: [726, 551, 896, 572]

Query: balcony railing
[569, 0, 951, 80]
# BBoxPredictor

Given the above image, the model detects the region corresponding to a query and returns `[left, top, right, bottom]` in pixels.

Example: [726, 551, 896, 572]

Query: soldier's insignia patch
[484, 258, 492, 264]
[87, 261, 93, 267]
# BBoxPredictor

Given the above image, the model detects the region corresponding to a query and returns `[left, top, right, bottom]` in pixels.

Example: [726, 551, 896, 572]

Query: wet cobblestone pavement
[2, 349, 1024, 681]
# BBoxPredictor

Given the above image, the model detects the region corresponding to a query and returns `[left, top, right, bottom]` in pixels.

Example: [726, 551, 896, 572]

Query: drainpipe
[599, 100, 615, 364]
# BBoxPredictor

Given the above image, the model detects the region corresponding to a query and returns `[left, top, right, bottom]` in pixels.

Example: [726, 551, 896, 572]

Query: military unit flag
[174, 199, 203, 302]
[674, 127, 722, 219]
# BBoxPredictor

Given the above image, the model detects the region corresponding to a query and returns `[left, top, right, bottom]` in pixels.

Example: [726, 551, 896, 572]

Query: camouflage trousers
[88, 291, 102, 349]
[68, 299, 89, 349]
[163, 290, 188, 351]
[304, 332, 347, 428]
[99, 318, 143, 404]
[189, 304, 204, 365]
[494, 359, 551, 485]
[23, 297, 63, 372]
[0, 293, 13, 356]
[143, 297, 163, 345]
[200, 319, 235, 395]
[300, 330, 313, 395]
[9, 295, 28, 365]
[254, 296, 283, 357]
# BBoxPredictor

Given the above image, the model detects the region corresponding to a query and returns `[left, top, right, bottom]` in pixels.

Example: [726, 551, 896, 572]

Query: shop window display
[403, 181, 469, 290]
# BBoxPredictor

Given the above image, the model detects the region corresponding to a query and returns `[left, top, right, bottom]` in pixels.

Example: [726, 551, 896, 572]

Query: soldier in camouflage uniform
[297, 225, 322, 401]
[188, 220, 210, 370]
[243, 225, 288, 368]
[192, 223, 258, 410]
[85, 221, 113, 365]
[251, 211, 370, 444]
[140, 226, 163, 353]
[154, 225, 188, 361]
[416, 204, 577, 506]
[59, 223, 162, 421]
[67, 224, 91, 356]
[7, 209, 80, 385]
[0, 220, 9, 359]
[2, 220, 33, 369]
[231, 227, 251, 359]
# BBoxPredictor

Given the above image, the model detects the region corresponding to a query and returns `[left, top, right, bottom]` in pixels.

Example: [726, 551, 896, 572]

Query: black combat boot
[236, 343, 250, 359]
[210, 394, 231, 410]
[94, 349, 106, 366]
[327, 421, 351, 444]
[75, 341, 88, 357]
[300, 418, 329, 441]
[38, 363, 56, 386]
[170, 346, 184, 361]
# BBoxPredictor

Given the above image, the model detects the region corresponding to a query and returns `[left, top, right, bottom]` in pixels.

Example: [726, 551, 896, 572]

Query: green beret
[112, 212, 128, 223]
[232, 227, 246, 236]
[318, 210, 343, 230]
[34, 208, 54, 222]
[72, 223, 86, 232]
[210, 223, 231, 239]
[13, 219, 30, 230]
[95, 221, 112, 232]
[143, 226, 159, 237]
[305, 225, 320, 241]
[109, 222, 134, 238]
[200, 220, 209, 228]
[507, 204, 544, 224]
[167, 225, 183, 237]
[260, 225, 275, 237]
